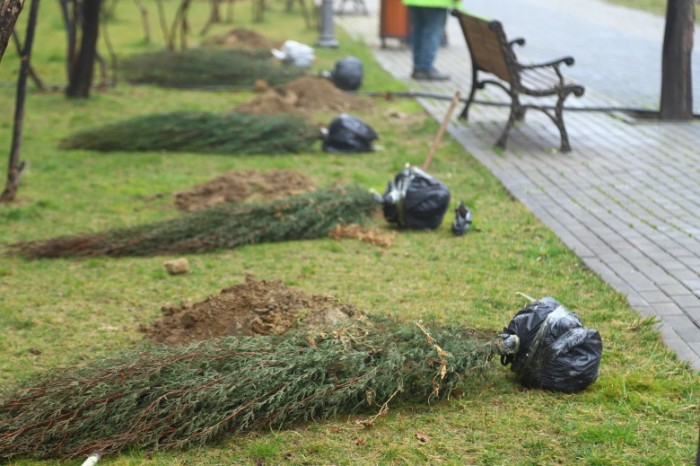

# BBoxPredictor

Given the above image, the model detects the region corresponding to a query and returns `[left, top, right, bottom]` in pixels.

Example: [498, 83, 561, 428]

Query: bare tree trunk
[180, 0, 190, 50]
[660, 0, 695, 120]
[66, 0, 102, 98]
[133, 0, 150, 43]
[59, 0, 77, 84]
[169, 0, 192, 51]
[12, 30, 45, 90]
[0, 0, 26, 64]
[101, 0, 118, 87]
[210, 0, 221, 22]
[200, 0, 222, 35]
[95, 49, 108, 89]
[154, 0, 171, 49]
[1, 0, 39, 203]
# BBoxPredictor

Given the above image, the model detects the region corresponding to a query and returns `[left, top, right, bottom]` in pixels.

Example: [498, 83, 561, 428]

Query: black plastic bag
[322, 113, 378, 153]
[331, 56, 363, 91]
[382, 166, 451, 230]
[498, 297, 602, 393]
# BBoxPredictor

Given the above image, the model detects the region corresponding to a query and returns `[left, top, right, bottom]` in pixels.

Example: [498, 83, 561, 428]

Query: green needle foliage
[9, 187, 380, 258]
[58, 111, 321, 154]
[0, 316, 493, 461]
[122, 48, 305, 88]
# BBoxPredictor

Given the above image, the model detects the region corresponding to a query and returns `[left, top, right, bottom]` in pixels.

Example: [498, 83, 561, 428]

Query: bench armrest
[519, 56, 575, 70]
[515, 56, 577, 88]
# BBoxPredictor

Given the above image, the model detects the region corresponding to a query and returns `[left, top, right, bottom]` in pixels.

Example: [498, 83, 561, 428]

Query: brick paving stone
[671, 294, 700, 310]
[637, 290, 674, 305]
[657, 324, 700, 370]
[662, 316, 700, 342]
[643, 268, 681, 286]
[654, 302, 686, 317]
[686, 307, 700, 326]
[682, 279, 700, 290]
[626, 292, 650, 309]
[658, 282, 694, 296]
[633, 304, 657, 319]
[688, 343, 700, 370]
[674, 270, 700, 283]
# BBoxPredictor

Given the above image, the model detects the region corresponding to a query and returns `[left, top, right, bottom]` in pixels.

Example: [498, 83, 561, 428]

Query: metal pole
[316, 0, 339, 47]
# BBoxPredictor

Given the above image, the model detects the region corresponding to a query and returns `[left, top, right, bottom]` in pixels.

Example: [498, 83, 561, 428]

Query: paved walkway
[335, 0, 700, 370]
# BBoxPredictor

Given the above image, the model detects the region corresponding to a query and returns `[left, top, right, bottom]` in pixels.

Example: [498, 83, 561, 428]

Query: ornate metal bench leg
[496, 88, 521, 150]
[513, 96, 526, 121]
[460, 87, 477, 120]
[460, 68, 479, 121]
[496, 102, 518, 150]
[555, 93, 572, 153]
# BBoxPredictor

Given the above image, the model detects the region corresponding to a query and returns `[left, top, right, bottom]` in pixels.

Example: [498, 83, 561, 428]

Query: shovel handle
[422, 90, 461, 171]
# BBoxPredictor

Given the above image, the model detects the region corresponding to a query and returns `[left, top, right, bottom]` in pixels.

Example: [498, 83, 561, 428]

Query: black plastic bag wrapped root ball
[498, 297, 602, 393]
[382, 166, 451, 230]
[331, 56, 363, 91]
[322, 114, 378, 153]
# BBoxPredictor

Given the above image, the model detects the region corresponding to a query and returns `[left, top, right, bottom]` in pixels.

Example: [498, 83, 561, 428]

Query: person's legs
[408, 6, 448, 79]
[408, 6, 426, 71]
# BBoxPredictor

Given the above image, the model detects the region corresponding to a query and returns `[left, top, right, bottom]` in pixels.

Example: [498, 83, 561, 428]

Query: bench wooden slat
[457, 15, 511, 82]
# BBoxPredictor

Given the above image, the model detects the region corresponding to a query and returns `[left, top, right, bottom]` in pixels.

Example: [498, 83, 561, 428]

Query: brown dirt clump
[202, 28, 281, 51]
[234, 75, 373, 117]
[175, 169, 315, 212]
[140, 275, 360, 345]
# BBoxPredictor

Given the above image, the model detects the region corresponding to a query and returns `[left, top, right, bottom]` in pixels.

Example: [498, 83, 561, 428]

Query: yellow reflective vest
[402, 0, 456, 8]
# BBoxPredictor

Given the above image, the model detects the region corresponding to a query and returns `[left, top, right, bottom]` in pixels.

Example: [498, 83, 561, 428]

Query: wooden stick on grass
[422, 90, 461, 172]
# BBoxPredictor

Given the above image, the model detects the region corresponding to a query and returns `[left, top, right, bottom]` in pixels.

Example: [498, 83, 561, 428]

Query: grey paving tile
[670, 294, 700, 309]
[658, 325, 700, 370]
[662, 316, 700, 342]
[637, 290, 673, 305]
[686, 307, 700, 326]
[658, 282, 693, 296]
[653, 302, 685, 316]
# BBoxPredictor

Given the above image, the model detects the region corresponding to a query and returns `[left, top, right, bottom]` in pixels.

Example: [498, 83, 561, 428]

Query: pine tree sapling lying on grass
[0, 315, 494, 461]
[122, 48, 304, 88]
[9, 186, 381, 258]
[59, 111, 321, 155]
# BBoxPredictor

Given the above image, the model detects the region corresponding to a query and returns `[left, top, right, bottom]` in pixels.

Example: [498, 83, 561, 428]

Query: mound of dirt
[203, 28, 281, 51]
[175, 169, 315, 212]
[141, 275, 360, 345]
[234, 75, 373, 116]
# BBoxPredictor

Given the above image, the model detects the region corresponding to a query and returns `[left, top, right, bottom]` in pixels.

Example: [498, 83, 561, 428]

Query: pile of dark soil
[140, 275, 360, 345]
[175, 169, 315, 212]
[202, 27, 281, 51]
[234, 75, 373, 116]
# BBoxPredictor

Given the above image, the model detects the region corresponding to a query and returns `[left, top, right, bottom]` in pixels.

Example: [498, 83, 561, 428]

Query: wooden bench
[451, 9, 585, 152]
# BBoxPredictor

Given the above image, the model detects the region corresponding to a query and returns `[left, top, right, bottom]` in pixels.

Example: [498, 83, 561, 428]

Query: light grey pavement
[335, 0, 700, 369]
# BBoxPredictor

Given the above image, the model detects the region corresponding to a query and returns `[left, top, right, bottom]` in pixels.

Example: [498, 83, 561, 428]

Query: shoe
[411, 69, 450, 81]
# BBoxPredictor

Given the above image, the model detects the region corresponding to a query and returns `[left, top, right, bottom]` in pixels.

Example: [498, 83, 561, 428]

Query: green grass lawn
[1, 1, 698, 465]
